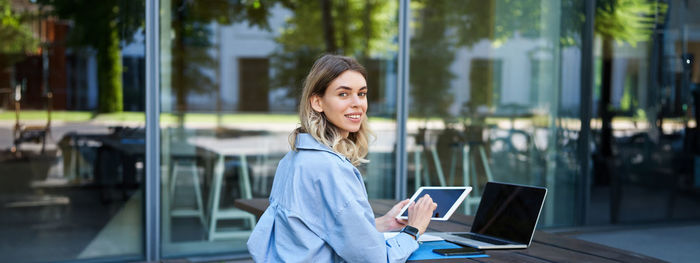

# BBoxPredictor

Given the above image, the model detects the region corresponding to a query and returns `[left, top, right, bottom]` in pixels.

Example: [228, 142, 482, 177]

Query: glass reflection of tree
[413, 0, 666, 182]
[410, 0, 543, 125]
[593, 0, 665, 168]
[591, 0, 666, 224]
[410, 0, 543, 188]
[170, 0, 218, 123]
[36, 0, 144, 113]
[410, 0, 454, 123]
[165, 0, 276, 128]
[271, 0, 397, 106]
[557, 0, 667, 192]
[166, 0, 395, 119]
[0, 0, 39, 83]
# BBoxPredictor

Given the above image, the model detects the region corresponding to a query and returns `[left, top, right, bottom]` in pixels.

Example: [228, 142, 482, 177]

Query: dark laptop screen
[470, 182, 547, 244]
[401, 188, 465, 218]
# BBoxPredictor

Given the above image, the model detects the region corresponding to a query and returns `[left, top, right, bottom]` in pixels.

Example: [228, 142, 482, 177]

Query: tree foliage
[595, 0, 666, 46]
[407, 0, 666, 121]
[273, 0, 396, 56]
[268, 0, 397, 105]
[0, 0, 39, 72]
[36, 0, 145, 113]
[0, 0, 38, 55]
[407, 0, 546, 120]
[409, 0, 455, 119]
[168, 0, 285, 113]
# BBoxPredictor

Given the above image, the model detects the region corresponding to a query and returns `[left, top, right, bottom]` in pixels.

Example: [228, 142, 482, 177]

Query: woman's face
[310, 70, 368, 138]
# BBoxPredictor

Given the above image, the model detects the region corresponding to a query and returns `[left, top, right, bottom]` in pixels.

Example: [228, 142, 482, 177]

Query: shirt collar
[295, 133, 347, 160]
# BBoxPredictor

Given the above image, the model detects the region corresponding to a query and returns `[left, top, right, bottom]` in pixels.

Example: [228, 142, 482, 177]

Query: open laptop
[430, 182, 547, 249]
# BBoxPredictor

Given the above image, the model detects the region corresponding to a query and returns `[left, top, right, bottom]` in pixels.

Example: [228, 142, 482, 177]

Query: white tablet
[396, 186, 472, 221]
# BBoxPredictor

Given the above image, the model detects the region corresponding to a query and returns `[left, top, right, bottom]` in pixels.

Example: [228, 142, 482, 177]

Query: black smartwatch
[400, 225, 420, 240]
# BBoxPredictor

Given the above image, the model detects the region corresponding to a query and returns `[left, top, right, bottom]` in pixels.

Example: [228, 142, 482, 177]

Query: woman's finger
[389, 199, 410, 213]
[419, 194, 431, 204]
[395, 199, 410, 209]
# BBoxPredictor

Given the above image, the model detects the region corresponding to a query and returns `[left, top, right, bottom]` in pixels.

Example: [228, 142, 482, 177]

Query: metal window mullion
[395, 0, 410, 200]
[578, 0, 595, 226]
[145, 0, 161, 260]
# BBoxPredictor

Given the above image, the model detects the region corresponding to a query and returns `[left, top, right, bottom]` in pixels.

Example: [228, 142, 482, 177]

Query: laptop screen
[470, 182, 547, 245]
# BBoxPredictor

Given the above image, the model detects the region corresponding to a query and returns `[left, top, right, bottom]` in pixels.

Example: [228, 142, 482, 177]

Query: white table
[188, 135, 290, 240]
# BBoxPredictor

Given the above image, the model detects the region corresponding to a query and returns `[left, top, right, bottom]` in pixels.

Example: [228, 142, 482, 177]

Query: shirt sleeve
[327, 199, 419, 263]
[315, 157, 419, 263]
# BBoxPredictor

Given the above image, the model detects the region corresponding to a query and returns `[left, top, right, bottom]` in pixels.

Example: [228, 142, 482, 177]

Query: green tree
[160, 0, 396, 118]
[0, 0, 39, 87]
[408, 0, 664, 119]
[595, 0, 665, 159]
[168, 0, 276, 120]
[0, 0, 37, 54]
[270, 0, 397, 104]
[409, 0, 544, 121]
[409, 0, 455, 120]
[37, 0, 144, 113]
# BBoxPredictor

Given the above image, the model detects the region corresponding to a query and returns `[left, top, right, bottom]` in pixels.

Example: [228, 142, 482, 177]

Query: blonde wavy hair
[289, 54, 373, 166]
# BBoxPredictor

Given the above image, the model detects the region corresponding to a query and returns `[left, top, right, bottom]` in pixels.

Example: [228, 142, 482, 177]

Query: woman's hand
[407, 194, 437, 235]
[375, 199, 410, 232]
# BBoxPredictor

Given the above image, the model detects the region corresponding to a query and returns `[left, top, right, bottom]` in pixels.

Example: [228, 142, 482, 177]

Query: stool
[207, 154, 256, 240]
[413, 144, 448, 190]
[169, 161, 206, 228]
[463, 144, 493, 215]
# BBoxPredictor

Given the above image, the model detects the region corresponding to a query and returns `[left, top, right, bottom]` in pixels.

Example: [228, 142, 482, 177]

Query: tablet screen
[397, 187, 471, 220]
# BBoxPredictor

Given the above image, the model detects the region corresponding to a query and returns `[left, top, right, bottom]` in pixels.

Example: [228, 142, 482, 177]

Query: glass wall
[0, 0, 145, 262]
[158, 0, 399, 257]
[407, 0, 584, 227]
[590, 0, 700, 224]
[3, 0, 700, 261]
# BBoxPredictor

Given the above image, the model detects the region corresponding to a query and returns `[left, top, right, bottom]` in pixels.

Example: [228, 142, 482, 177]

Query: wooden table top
[234, 198, 664, 263]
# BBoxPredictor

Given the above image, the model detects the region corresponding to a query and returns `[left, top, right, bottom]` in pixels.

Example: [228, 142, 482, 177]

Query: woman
[247, 54, 437, 262]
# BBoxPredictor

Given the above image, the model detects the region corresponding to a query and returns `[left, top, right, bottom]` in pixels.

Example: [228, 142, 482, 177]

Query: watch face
[402, 226, 419, 236]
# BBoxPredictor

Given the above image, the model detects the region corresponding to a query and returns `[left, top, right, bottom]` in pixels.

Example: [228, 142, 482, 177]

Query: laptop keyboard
[453, 233, 510, 245]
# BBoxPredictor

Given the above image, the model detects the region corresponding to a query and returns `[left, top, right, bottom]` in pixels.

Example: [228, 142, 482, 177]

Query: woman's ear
[310, 95, 323, 113]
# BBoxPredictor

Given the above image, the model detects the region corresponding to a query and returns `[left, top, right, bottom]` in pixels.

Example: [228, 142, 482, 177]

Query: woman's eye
[359, 92, 367, 97]
[339, 93, 347, 97]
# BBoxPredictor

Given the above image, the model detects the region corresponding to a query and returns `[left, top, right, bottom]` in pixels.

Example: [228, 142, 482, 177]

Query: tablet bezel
[395, 186, 472, 221]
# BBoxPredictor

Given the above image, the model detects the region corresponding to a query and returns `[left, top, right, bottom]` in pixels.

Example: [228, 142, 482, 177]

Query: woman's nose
[350, 94, 361, 106]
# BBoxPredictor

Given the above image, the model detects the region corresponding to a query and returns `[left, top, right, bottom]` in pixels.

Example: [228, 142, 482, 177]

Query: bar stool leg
[208, 154, 256, 240]
[170, 161, 206, 230]
[415, 145, 422, 192]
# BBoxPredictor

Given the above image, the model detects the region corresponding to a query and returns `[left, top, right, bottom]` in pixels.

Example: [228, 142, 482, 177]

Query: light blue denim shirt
[247, 133, 418, 262]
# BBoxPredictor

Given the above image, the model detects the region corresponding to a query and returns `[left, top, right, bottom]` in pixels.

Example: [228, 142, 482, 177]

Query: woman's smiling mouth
[345, 113, 362, 121]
